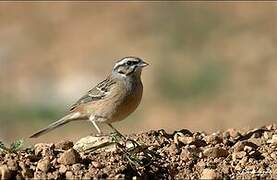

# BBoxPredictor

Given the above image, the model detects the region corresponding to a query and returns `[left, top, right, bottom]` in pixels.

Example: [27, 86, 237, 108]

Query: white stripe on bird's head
[113, 56, 142, 70]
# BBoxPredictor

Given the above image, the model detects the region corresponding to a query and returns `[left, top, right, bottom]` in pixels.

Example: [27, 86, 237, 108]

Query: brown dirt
[1, 124, 277, 179]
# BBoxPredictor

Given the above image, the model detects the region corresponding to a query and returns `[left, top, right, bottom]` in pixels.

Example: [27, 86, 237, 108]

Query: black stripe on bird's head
[113, 56, 149, 76]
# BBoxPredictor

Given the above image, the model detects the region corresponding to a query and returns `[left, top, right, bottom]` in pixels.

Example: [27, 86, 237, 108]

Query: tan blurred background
[1, 2, 277, 143]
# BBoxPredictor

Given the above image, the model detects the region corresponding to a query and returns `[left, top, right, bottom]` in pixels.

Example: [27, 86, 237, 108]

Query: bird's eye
[126, 61, 133, 66]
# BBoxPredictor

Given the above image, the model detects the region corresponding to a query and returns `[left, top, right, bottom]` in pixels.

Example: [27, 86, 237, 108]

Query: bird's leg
[107, 123, 126, 140]
[92, 121, 103, 136]
[106, 123, 147, 169]
[107, 123, 141, 148]
[89, 116, 104, 136]
[107, 123, 140, 147]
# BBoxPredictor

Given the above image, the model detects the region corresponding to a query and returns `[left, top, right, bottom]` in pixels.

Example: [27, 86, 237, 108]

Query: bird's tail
[30, 112, 82, 138]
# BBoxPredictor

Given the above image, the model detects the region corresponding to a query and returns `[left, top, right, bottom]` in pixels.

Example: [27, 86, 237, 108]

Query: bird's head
[112, 56, 149, 78]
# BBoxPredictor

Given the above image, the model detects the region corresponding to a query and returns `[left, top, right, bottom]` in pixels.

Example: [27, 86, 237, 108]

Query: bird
[30, 56, 148, 138]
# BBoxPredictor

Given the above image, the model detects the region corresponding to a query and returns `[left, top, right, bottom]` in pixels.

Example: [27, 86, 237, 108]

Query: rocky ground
[0, 124, 277, 179]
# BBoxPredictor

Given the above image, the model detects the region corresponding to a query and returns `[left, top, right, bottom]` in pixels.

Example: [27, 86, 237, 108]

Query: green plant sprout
[85, 130, 156, 174]
[0, 139, 24, 154]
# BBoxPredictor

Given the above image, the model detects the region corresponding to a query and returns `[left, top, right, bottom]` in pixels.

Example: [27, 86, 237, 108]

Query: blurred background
[1, 2, 277, 143]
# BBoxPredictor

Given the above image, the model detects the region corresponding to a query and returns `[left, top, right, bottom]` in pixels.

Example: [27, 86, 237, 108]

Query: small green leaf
[10, 139, 24, 152]
[0, 141, 4, 148]
[0, 141, 4, 152]
[0, 141, 10, 153]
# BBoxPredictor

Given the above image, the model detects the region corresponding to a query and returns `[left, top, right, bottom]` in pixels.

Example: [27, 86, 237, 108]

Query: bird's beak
[140, 61, 149, 68]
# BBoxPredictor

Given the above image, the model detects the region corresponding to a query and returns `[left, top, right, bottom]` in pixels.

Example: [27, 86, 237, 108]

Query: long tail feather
[30, 112, 81, 138]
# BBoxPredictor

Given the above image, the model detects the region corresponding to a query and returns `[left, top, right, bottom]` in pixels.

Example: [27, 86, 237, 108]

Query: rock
[65, 171, 74, 179]
[22, 167, 33, 178]
[114, 174, 125, 179]
[266, 124, 274, 131]
[233, 141, 259, 152]
[226, 129, 242, 139]
[34, 171, 47, 179]
[191, 139, 207, 147]
[59, 164, 67, 174]
[167, 143, 180, 155]
[4, 154, 13, 160]
[248, 149, 262, 159]
[91, 161, 103, 169]
[72, 163, 82, 171]
[223, 131, 230, 140]
[26, 154, 41, 162]
[248, 137, 263, 147]
[233, 141, 262, 159]
[201, 168, 221, 179]
[55, 140, 74, 150]
[73, 135, 115, 152]
[34, 143, 54, 157]
[19, 162, 33, 178]
[174, 133, 206, 147]
[178, 136, 195, 145]
[272, 164, 277, 177]
[180, 149, 190, 162]
[267, 134, 277, 145]
[203, 147, 229, 158]
[157, 129, 170, 136]
[15, 174, 23, 180]
[58, 148, 80, 165]
[221, 165, 230, 174]
[234, 164, 242, 171]
[238, 156, 248, 167]
[84, 173, 92, 179]
[243, 145, 253, 152]
[0, 165, 12, 180]
[37, 157, 50, 172]
[233, 142, 244, 152]
[47, 171, 59, 179]
[176, 129, 193, 136]
[232, 151, 247, 160]
[264, 131, 272, 140]
[51, 158, 57, 167]
[204, 134, 223, 145]
[270, 152, 277, 160]
[7, 159, 18, 171]
[197, 160, 206, 168]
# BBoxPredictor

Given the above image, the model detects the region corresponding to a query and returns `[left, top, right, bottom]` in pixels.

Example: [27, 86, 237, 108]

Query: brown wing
[69, 76, 116, 111]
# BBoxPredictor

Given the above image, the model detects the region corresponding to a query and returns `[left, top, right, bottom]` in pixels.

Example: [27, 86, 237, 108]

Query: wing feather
[69, 76, 115, 111]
